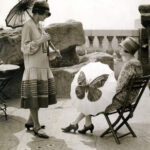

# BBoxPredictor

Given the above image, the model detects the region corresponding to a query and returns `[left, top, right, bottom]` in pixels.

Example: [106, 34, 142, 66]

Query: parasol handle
[48, 40, 57, 51]
[48, 40, 62, 58]
[26, 10, 33, 20]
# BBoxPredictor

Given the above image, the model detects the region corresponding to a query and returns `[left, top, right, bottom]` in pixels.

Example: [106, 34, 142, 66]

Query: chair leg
[104, 114, 120, 144]
[101, 115, 121, 137]
[117, 113, 136, 137]
[0, 101, 8, 120]
[3, 104, 7, 120]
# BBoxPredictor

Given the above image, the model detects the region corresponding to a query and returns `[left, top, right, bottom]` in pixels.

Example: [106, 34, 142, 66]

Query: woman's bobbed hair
[32, 1, 51, 16]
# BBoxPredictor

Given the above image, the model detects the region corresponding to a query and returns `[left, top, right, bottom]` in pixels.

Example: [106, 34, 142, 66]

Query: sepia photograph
[0, 0, 150, 149]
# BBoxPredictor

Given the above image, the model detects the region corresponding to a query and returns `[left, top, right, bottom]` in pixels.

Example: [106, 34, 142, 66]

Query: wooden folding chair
[93, 75, 150, 144]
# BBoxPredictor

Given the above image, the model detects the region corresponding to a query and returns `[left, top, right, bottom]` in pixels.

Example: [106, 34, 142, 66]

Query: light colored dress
[71, 62, 117, 115]
[21, 19, 57, 108]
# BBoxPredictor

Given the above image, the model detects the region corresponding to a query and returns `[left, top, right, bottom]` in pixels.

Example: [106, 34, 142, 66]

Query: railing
[77, 29, 139, 58]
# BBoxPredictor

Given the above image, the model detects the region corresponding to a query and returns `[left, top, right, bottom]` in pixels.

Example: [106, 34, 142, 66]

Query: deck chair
[92, 75, 150, 144]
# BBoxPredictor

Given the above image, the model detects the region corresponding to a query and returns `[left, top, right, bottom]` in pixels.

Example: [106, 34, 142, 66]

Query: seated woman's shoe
[61, 124, 78, 133]
[33, 127, 49, 139]
[25, 123, 45, 131]
[78, 124, 94, 134]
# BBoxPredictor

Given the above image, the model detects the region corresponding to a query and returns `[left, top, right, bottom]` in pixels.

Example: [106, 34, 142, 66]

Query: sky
[0, 0, 150, 29]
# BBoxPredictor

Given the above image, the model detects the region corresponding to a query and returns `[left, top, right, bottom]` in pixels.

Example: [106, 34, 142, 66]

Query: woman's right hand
[40, 33, 51, 43]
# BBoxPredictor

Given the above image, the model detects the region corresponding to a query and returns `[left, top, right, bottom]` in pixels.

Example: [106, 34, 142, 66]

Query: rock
[0, 29, 23, 65]
[52, 63, 86, 98]
[50, 46, 79, 67]
[45, 21, 85, 50]
[46, 21, 85, 67]
[76, 46, 86, 56]
[79, 52, 114, 70]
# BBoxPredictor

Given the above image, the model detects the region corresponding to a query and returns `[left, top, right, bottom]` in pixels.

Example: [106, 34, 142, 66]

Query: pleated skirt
[21, 68, 57, 108]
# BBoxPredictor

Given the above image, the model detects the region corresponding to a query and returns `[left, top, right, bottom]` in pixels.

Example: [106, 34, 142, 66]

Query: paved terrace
[0, 86, 150, 150]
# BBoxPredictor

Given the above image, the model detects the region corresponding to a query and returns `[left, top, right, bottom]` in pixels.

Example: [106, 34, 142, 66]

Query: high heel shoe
[78, 124, 94, 134]
[61, 124, 78, 133]
[25, 123, 45, 131]
[33, 127, 49, 139]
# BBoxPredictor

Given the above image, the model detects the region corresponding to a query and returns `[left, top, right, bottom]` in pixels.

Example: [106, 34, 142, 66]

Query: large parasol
[71, 62, 117, 115]
[5, 0, 36, 28]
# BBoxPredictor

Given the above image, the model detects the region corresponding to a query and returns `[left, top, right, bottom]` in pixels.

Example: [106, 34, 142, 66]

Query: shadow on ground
[79, 122, 150, 150]
[27, 136, 73, 150]
[4, 98, 21, 108]
[0, 115, 26, 150]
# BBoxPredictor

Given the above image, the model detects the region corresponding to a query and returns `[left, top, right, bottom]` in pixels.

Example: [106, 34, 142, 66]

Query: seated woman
[62, 62, 117, 134]
[61, 37, 143, 134]
[105, 37, 143, 113]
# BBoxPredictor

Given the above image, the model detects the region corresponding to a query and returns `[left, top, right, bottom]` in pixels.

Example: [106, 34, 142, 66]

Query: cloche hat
[120, 37, 140, 55]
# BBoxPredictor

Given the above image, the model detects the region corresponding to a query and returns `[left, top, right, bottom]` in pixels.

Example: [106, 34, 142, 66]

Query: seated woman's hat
[120, 37, 140, 54]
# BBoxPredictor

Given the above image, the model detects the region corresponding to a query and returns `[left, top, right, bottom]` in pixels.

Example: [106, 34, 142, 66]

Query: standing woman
[21, 1, 58, 138]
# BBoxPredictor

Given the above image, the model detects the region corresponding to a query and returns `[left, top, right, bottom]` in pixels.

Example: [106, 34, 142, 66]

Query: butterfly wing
[75, 71, 86, 99]
[90, 74, 109, 88]
[88, 74, 109, 102]
[88, 88, 102, 102]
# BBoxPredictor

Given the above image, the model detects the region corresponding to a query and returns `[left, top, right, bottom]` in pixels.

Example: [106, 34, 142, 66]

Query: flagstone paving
[0, 87, 150, 150]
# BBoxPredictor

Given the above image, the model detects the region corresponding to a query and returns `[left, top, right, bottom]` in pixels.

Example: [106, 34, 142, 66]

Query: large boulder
[46, 21, 85, 67]
[45, 20, 85, 50]
[50, 45, 79, 67]
[52, 62, 86, 98]
[0, 29, 22, 65]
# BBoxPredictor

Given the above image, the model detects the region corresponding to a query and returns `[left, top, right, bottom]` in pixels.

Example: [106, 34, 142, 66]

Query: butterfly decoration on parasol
[5, 0, 61, 58]
[75, 71, 109, 102]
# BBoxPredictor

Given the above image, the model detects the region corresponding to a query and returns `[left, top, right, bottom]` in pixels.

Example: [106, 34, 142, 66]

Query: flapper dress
[21, 19, 57, 108]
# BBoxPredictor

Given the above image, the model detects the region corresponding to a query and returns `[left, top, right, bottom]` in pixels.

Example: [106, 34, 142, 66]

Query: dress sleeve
[21, 24, 40, 55]
[116, 62, 135, 93]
